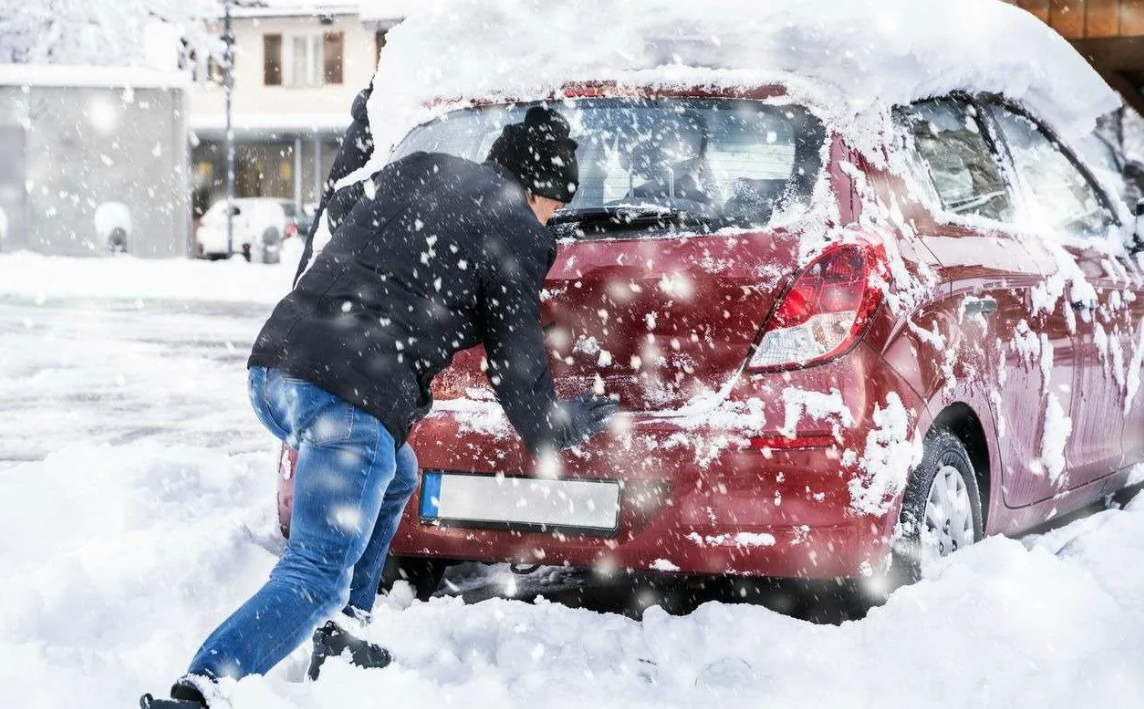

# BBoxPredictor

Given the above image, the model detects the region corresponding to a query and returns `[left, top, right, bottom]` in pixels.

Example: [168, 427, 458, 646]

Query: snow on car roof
[347, 0, 1119, 188]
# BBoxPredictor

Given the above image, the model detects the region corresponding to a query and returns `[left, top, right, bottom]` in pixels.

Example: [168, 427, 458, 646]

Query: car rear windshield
[391, 98, 826, 235]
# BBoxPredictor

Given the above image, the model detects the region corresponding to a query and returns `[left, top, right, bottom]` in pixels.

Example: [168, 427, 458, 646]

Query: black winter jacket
[249, 152, 566, 452]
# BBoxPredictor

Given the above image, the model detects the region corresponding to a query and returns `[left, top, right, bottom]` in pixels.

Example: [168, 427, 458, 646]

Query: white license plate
[420, 471, 621, 536]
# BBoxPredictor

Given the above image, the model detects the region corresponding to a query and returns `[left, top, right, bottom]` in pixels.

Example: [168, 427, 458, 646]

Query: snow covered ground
[1, 253, 1143, 709]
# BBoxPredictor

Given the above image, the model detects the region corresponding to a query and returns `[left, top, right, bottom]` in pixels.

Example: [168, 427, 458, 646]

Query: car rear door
[984, 102, 1129, 488]
[892, 96, 1077, 509]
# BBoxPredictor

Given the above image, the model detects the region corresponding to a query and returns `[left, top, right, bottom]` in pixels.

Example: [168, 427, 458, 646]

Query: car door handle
[963, 297, 997, 316]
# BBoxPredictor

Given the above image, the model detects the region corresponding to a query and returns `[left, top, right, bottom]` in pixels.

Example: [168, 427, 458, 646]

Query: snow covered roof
[358, 0, 441, 23]
[218, 0, 426, 23]
[350, 0, 1120, 185]
[0, 64, 189, 90]
[222, 0, 362, 19]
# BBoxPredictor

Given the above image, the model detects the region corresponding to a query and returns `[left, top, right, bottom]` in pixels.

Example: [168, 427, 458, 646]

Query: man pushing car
[141, 105, 619, 708]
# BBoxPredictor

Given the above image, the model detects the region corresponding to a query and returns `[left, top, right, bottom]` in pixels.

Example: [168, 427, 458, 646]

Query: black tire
[379, 555, 448, 601]
[888, 428, 984, 588]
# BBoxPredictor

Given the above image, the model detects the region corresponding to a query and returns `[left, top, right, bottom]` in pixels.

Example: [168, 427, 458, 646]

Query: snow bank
[1, 441, 1143, 709]
[0, 250, 298, 304]
[0, 444, 283, 709]
[351, 0, 1118, 186]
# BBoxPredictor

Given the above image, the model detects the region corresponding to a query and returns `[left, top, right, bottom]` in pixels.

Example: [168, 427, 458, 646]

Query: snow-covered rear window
[988, 106, 1117, 240]
[392, 98, 824, 234]
[895, 99, 1014, 224]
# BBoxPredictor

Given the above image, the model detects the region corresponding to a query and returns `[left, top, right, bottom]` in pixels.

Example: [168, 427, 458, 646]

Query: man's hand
[553, 393, 621, 449]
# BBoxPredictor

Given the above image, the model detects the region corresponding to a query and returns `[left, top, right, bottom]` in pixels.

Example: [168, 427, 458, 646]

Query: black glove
[552, 393, 620, 449]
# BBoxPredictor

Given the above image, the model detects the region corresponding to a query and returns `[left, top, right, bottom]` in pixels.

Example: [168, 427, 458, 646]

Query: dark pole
[224, 0, 235, 258]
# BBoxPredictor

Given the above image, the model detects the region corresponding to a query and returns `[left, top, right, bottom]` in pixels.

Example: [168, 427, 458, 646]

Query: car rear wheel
[890, 428, 984, 586]
[379, 554, 448, 601]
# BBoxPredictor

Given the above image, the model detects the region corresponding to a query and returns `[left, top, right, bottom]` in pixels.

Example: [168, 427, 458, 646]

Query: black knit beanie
[485, 106, 580, 203]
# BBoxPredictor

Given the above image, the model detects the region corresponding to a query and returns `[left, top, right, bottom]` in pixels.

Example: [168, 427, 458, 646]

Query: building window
[323, 32, 344, 84]
[264, 34, 283, 86]
[192, 53, 226, 86]
[289, 35, 318, 87]
[277, 31, 344, 88]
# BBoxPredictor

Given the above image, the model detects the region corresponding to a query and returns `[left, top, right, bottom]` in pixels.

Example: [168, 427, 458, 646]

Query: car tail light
[285, 222, 299, 239]
[747, 242, 886, 371]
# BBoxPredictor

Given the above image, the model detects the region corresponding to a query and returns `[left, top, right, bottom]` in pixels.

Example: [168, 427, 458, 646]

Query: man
[141, 105, 618, 708]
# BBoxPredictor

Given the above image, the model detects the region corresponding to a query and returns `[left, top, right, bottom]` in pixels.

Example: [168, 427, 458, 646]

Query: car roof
[349, 0, 1120, 194]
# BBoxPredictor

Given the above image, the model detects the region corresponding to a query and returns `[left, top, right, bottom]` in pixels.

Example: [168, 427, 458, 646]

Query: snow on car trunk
[434, 227, 801, 412]
[542, 230, 797, 411]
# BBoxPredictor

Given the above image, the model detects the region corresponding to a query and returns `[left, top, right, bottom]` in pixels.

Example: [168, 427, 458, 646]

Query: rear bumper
[391, 443, 869, 578]
[277, 343, 922, 580]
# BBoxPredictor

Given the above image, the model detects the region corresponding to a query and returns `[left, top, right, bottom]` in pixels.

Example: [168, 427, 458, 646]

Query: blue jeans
[187, 366, 419, 681]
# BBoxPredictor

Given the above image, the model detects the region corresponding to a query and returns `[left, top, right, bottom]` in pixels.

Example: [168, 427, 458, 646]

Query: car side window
[894, 98, 1014, 223]
[988, 106, 1116, 239]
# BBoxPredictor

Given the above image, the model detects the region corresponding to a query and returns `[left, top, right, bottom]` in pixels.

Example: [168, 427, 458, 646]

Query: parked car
[275, 83, 1144, 601]
[289, 203, 319, 242]
[195, 198, 296, 264]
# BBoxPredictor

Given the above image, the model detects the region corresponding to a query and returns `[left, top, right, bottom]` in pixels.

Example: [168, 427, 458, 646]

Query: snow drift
[0, 249, 299, 304]
[1, 443, 1142, 708]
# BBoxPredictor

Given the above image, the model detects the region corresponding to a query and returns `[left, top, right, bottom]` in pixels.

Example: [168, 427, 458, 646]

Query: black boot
[138, 679, 208, 708]
[307, 620, 392, 681]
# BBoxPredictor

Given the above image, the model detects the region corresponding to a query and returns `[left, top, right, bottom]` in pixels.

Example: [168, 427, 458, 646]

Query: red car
[278, 84, 1144, 599]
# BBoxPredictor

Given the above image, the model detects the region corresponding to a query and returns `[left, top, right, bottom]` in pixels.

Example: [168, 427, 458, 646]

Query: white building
[188, 0, 409, 219]
[0, 65, 191, 257]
